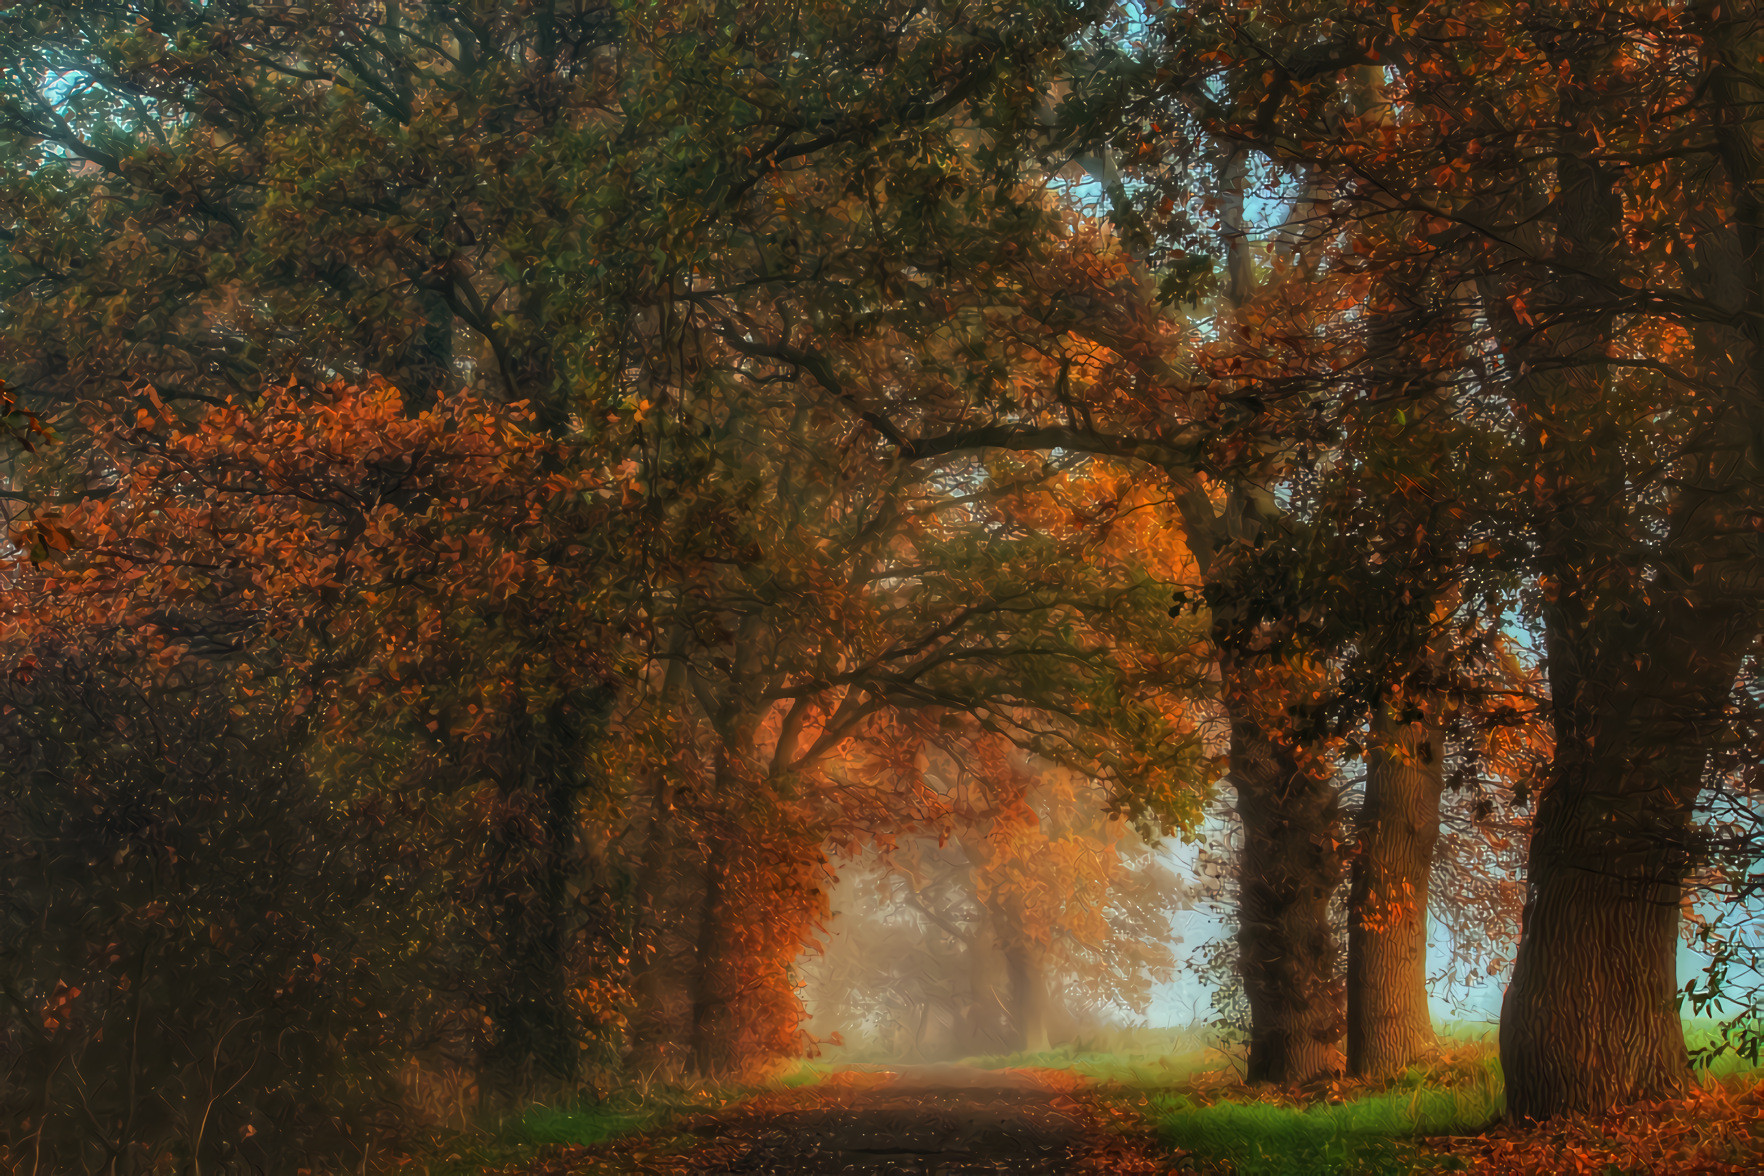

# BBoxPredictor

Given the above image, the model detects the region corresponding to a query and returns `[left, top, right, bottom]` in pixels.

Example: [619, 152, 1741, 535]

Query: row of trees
[0, 0, 1760, 1170]
[1089, 0, 1764, 1120]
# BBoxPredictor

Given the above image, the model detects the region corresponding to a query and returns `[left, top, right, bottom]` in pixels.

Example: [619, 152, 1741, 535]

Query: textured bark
[1501, 604, 1747, 1119]
[1347, 702, 1442, 1078]
[1468, 39, 1685, 1120]
[1173, 145, 1344, 1087]
[625, 653, 691, 1073]
[1229, 666, 1345, 1085]
[1499, 818, 1687, 1120]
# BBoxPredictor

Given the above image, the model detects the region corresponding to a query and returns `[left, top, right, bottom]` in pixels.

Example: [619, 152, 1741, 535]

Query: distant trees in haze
[804, 748, 1189, 1061]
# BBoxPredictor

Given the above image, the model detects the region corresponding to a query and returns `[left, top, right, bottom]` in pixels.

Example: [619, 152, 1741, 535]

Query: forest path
[545, 1064, 1182, 1174]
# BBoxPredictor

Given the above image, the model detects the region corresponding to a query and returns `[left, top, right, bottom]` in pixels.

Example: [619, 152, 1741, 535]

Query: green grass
[953, 1022, 1222, 1081]
[1139, 1053, 1502, 1176]
[495, 1102, 657, 1148]
[948, 1036, 1499, 1173]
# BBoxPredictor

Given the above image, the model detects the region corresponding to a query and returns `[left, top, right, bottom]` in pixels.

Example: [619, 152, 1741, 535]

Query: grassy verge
[1136, 1047, 1502, 1176]
[1076, 1023, 1764, 1176]
[942, 1032, 1500, 1173]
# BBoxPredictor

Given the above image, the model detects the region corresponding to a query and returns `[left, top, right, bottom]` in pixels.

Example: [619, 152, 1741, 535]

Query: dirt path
[512, 1065, 1182, 1174]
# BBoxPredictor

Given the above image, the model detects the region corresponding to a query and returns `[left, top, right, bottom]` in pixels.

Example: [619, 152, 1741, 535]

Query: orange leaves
[1436, 1080, 1764, 1174]
[7, 515, 75, 564]
[38, 980, 80, 1036]
[2, 376, 627, 762]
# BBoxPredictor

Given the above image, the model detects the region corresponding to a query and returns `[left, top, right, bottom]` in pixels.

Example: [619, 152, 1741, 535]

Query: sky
[1139, 839, 1761, 1031]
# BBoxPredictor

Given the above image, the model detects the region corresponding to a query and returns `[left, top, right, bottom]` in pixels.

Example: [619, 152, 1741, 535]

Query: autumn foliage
[7, 0, 1764, 1172]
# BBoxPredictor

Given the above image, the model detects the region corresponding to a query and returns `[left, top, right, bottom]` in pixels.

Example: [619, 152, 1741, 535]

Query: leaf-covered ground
[1426, 1081, 1764, 1174]
[475, 1065, 1178, 1174]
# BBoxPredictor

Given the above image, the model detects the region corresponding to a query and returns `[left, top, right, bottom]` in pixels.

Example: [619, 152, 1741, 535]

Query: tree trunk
[625, 765, 682, 1073]
[528, 712, 580, 1083]
[1177, 148, 1343, 1086]
[962, 917, 1012, 1055]
[1499, 813, 1688, 1120]
[625, 653, 690, 1073]
[484, 699, 590, 1091]
[1228, 665, 1345, 1084]
[1501, 602, 1748, 1119]
[909, 999, 931, 1061]
[1486, 24, 1745, 1120]
[1494, 72, 1764, 1111]
[391, 284, 456, 411]
[689, 832, 731, 1077]
[1003, 937, 1051, 1055]
[1347, 701, 1442, 1077]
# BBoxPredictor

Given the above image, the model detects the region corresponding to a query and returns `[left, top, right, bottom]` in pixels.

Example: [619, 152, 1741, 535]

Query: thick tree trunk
[1488, 28, 1746, 1121]
[1501, 604, 1747, 1119]
[909, 1000, 931, 1061]
[1182, 147, 1344, 1086]
[1228, 669, 1345, 1084]
[528, 719, 580, 1082]
[1347, 701, 1442, 1078]
[688, 742, 740, 1077]
[625, 654, 690, 1073]
[1499, 814, 1688, 1120]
